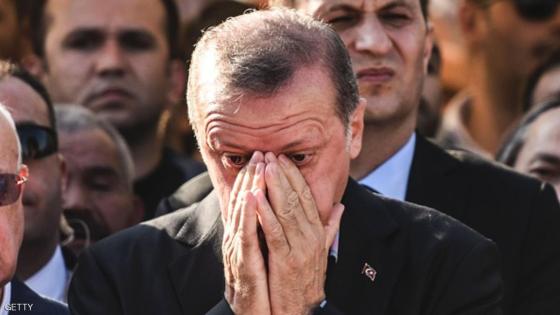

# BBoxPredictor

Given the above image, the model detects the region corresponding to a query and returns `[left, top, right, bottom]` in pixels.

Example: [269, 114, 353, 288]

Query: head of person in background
[26, 0, 205, 217]
[55, 105, 143, 255]
[269, 0, 433, 182]
[523, 54, 560, 112]
[497, 98, 560, 201]
[0, 104, 28, 300]
[0, 0, 34, 62]
[447, 0, 560, 155]
[0, 61, 70, 303]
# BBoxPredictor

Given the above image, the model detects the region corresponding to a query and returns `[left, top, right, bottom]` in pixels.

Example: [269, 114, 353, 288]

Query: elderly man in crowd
[0, 61, 72, 303]
[156, 0, 560, 313]
[0, 103, 68, 314]
[68, 9, 502, 315]
[27, 0, 205, 216]
[55, 106, 143, 255]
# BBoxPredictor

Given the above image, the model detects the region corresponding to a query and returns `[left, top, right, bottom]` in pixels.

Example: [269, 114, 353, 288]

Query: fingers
[238, 191, 259, 249]
[277, 154, 321, 225]
[265, 153, 310, 248]
[324, 203, 345, 250]
[255, 189, 289, 253]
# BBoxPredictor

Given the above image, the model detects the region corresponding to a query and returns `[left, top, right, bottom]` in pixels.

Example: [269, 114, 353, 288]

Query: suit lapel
[167, 192, 226, 315]
[406, 136, 469, 220]
[328, 179, 404, 314]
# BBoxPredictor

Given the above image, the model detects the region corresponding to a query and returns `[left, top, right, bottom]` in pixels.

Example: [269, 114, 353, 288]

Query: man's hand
[222, 152, 271, 315]
[255, 153, 344, 315]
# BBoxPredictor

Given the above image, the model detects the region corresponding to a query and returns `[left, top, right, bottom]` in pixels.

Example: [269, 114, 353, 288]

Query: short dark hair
[187, 8, 359, 128]
[496, 98, 560, 166]
[523, 53, 560, 112]
[28, 0, 180, 59]
[0, 61, 56, 131]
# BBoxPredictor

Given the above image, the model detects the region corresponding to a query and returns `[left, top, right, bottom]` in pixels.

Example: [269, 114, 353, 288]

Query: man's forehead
[60, 129, 122, 170]
[300, 0, 420, 14]
[47, 0, 166, 35]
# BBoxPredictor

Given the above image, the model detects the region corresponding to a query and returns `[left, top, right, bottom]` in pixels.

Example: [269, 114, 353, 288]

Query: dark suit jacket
[9, 279, 69, 314]
[69, 178, 502, 315]
[156, 136, 560, 314]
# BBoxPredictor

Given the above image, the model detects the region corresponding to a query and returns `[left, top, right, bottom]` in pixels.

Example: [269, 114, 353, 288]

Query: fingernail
[250, 152, 259, 164]
[256, 162, 263, 174]
[265, 152, 275, 163]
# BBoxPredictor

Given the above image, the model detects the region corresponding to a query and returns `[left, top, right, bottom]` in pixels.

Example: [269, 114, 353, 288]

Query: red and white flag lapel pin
[361, 263, 377, 283]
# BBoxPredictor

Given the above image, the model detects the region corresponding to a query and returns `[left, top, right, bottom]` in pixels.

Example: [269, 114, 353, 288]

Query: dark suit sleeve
[514, 184, 560, 314]
[433, 240, 503, 315]
[68, 248, 123, 315]
[206, 299, 235, 315]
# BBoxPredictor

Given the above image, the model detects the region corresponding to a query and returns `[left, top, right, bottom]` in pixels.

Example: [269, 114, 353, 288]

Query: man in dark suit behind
[0, 102, 67, 314]
[69, 9, 502, 315]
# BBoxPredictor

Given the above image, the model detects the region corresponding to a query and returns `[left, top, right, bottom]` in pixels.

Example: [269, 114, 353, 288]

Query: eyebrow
[326, 0, 412, 12]
[63, 27, 157, 42]
[214, 138, 315, 153]
[531, 153, 560, 166]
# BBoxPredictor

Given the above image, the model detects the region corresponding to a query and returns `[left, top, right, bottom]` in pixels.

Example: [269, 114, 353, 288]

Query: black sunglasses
[16, 124, 58, 161]
[0, 173, 27, 206]
[483, 0, 560, 21]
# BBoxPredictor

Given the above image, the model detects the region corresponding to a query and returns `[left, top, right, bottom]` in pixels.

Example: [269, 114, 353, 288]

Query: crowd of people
[0, 0, 559, 314]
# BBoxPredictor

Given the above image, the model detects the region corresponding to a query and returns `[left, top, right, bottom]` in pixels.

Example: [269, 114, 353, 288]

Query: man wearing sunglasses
[0, 104, 68, 314]
[0, 61, 72, 303]
[438, 0, 560, 156]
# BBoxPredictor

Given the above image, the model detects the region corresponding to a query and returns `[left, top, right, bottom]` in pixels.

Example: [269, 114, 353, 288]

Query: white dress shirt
[0, 282, 11, 315]
[359, 133, 417, 201]
[25, 246, 70, 303]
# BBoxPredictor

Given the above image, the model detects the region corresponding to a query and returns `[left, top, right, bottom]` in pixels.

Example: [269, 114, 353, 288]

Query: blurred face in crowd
[60, 127, 141, 251]
[294, 0, 432, 125]
[0, 111, 26, 288]
[195, 62, 365, 222]
[465, 1, 560, 84]
[0, 0, 21, 60]
[514, 108, 560, 200]
[0, 78, 65, 249]
[38, 0, 182, 136]
[532, 65, 560, 106]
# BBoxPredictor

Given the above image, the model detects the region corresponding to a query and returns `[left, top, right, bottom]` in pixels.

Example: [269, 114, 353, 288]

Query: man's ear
[167, 59, 187, 109]
[349, 98, 366, 159]
[21, 53, 48, 80]
[18, 164, 29, 182]
[423, 21, 435, 76]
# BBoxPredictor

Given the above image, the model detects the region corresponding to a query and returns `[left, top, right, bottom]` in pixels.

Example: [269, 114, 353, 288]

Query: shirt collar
[0, 282, 11, 315]
[24, 245, 69, 303]
[359, 133, 416, 201]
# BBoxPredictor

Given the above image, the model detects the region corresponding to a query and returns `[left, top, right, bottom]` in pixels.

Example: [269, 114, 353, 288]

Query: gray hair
[187, 8, 359, 131]
[0, 103, 22, 169]
[54, 105, 135, 189]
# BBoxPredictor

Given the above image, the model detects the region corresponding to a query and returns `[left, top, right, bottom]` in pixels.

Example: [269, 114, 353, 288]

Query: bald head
[0, 104, 22, 169]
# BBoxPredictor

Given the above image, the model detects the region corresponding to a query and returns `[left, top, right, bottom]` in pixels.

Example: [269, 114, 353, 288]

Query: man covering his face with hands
[69, 9, 502, 315]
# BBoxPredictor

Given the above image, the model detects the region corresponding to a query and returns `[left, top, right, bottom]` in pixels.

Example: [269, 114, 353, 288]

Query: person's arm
[68, 249, 123, 315]
[514, 183, 560, 314]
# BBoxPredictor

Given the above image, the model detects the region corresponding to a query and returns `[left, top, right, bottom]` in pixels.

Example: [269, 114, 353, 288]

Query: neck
[16, 235, 59, 280]
[351, 115, 416, 180]
[465, 55, 524, 155]
[125, 125, 164, 180]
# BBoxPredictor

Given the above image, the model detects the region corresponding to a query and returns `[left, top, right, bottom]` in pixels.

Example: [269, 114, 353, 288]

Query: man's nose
[95, 39, 127, 77]
[352, 14, 392, 56]
[63, 184, 92, 213]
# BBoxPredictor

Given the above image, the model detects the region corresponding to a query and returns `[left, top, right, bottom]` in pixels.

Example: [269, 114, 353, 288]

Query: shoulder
[10, 279, 69, 315]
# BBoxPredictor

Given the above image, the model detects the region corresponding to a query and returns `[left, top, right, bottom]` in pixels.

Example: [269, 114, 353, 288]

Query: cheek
[201, 151, 238, 208]
[0, 208, 23, 282]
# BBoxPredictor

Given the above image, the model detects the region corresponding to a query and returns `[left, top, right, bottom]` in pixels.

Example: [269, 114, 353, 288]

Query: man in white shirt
[0, 62, 71, 303]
